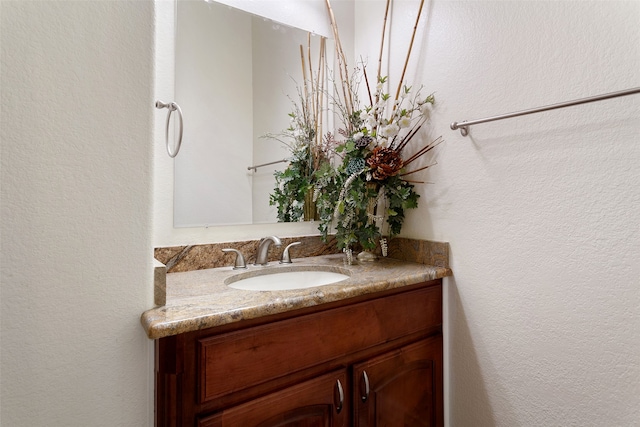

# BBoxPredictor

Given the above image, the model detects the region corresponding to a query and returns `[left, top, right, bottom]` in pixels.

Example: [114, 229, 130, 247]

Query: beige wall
[353, 0, 640, 425]
[1, 1, 155, 425]
[3, 1, 638, 426]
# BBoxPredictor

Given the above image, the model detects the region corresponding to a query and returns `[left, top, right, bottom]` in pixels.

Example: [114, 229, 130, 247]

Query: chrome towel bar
[247, 159, 288, 172]
[451, 87, 640, 136]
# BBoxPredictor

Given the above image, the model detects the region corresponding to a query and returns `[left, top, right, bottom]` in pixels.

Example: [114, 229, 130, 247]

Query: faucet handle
[222, 248, 247, 270]
[280, 241, 302, 264]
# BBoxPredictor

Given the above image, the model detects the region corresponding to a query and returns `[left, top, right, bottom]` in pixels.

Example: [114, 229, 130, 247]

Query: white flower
[376, 82, 384, 91]
[362, 110, 371, 119]
[398, 116, 412, 128]
[380, 123, 400, 138]
[420, 102, 433, 117]
[353, 131, 364, 141]
[362, 111, 377, 128]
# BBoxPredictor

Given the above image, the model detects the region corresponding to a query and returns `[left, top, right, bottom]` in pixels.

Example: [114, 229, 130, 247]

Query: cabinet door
[353, 336, 443, 427]
[198, 369, 349, 427]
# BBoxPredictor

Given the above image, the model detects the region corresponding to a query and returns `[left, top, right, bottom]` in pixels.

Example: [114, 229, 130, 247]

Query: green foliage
[269, 146, 314, 222]
[383, 175, 420, 236]
[314, 140, 421, 251]
[269, 69, 436, 250]
[314, 161, 342, 238]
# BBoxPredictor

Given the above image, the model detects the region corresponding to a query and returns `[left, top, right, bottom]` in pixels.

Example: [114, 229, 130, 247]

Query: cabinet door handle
[334, 379, 344, 414]
[361, 370, 370, 402]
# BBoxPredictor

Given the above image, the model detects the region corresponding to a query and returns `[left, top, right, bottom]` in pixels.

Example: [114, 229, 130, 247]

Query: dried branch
[393, 0, 425, 110]
[395, 116, 427, 152]
[308, 33, 315, 123]
[361, 56, 374, 107]
[403, 136, 443, 165]
[315, 37, 326, 149]
[315, 38, 327, 169]
[400, 161, 437, 177]
[377, 0, 392, 80]
[300, 44, 311, 127]
[325, 0, 353, 122]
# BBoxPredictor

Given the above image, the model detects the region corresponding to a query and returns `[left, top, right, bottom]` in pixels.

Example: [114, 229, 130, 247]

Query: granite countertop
[141, 253, 451, 340]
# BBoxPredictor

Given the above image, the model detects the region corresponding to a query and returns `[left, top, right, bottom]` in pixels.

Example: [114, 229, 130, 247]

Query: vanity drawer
[197, 283, 442, 404]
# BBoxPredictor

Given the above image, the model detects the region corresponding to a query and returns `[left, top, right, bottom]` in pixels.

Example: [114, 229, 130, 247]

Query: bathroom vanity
[143, 251, 449, 426]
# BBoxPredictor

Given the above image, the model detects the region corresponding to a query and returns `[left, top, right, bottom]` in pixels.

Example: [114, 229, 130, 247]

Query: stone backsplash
[155, 236, 449, 273]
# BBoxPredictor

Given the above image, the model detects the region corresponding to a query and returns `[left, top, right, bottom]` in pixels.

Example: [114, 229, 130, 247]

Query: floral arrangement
[267, 0, 441, 260]
[266, 90, 323, 222]
[312, 0, 442, 256]
[314, 74, 440, 252]
[314, 74, 441, 254]
[265, 38, 331, 222]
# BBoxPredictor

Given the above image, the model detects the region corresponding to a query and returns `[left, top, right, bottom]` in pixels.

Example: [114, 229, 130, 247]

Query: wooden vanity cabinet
[156, 279, 443, 427]
[197, 369, 349, 427]
[353, 337, 443, 427]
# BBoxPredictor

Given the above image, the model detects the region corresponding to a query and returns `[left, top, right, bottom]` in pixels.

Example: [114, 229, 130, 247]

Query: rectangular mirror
[173, 0, 332, 227]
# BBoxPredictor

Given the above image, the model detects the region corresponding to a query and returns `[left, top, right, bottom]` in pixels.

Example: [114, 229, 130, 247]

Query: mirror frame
[153, 0, 340, 246]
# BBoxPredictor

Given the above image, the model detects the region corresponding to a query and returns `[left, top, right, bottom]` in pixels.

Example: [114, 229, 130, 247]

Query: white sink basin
[226, 269, 349, 291]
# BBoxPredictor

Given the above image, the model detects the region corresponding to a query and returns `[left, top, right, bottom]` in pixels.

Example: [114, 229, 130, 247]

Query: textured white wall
[356, 0, 639, 425]
[1, 1, 155, 426]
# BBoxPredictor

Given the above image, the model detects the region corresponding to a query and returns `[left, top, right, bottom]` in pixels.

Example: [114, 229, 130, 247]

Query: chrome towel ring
[155, 100, 183, 158]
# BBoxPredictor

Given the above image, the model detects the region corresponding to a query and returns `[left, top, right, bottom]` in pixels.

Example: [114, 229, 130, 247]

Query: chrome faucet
[254, 236, 282, 266]
[221, 248, 247, 270]
[280, 241, 301, 264]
